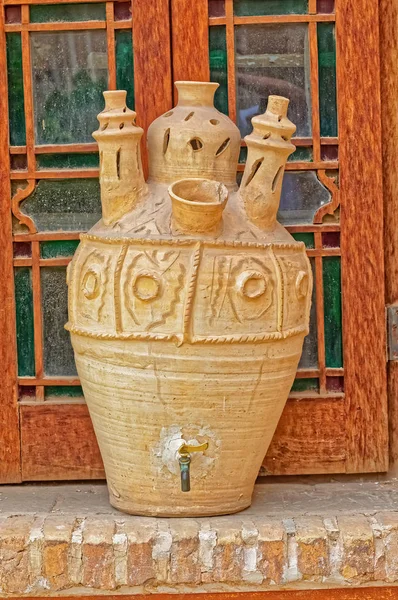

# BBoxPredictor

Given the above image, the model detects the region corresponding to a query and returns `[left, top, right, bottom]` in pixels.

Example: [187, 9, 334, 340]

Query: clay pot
[67, 82, 312, 517]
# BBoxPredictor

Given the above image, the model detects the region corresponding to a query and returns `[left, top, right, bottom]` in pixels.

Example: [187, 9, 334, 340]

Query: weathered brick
[256, 519, 286, 585]
[42, 516, 75, 591]
[203, 518, 243, 583]
[338, 515, 374, 582]
[152, 520, 172, 583]
[124, 518, 157, 586]
[82, 518, 115, 589]
[376, 512, 398, 582]
[0, 516, 35, 594]
[241, 520, 262, 584]
[295, 517, 329, 579]
[169, 519, 200, 584]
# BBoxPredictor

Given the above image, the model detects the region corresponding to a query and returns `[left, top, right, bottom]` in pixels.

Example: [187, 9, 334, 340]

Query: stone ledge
[1, 479, 398, 595]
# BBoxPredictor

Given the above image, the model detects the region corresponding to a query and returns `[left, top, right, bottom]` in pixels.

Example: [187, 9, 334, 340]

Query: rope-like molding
[11, 179, 37, 233]
[81, 232, 305, 252]
[66, 322, 308, 344]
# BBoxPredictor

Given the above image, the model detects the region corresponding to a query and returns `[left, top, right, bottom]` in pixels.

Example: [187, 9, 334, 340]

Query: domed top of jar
[147, 81, 241, 188]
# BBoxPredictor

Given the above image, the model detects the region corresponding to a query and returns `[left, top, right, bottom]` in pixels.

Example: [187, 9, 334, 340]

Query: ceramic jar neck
[175, 81, 219, 107]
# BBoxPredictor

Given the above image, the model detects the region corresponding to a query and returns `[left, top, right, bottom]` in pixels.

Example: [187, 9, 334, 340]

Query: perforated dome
[147, 82, 241, 188]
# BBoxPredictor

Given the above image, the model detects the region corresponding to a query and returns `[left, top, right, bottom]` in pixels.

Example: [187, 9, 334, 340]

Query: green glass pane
[6, 33, 26, 146]
[209, 26, 228, 115]
[40, 240, 80, 258]
[22, 179, 101, 231]
[31, 30, 107, 144]
[14, 268, 35, 376]
[291, 232, 314, 248]
[37, 153, 99, 169]
[318, 23, 337, 137]
[45, 385, 83, 397]
[30, 3, 105, 22]
[235, 24, 311, 137]
[298, 258, 317, 368]
[116, 30, 135, 110]
[288, 147, 313, 162]
[291, 378, 318, 392]
[239, 147, 247, 163]
[234, 0, 308, 15]
[41, 267, 77, 376]
[323, 256, 343, 367]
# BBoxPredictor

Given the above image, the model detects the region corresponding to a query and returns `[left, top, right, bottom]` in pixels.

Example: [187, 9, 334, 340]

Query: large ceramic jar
[66, 82, 312, 517]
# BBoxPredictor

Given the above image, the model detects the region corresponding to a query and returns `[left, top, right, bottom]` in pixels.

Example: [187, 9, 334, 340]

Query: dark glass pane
[239, 147, 247, 163]
[10, 154, 27, 170]
[326, 376, 344, 392]
[116, 30, 135, 110]
[209, 26, 229, 115]
[6, 33, 26, 146]
[40, 240, 80, 258]
[22, 179, 101, 231]
[13, 242, 32, 257]
[298, 257, 318, 368]
[45, 385, 83, 397]
[288, 146, 313, 162]
[321, 144, 338, 161]
[14, 268, 35, 376]
[114, 1, 132, 20]
[209, 0, 225, 16]
[317, 0, 334, 13]
[30, 3, 106, 22]
[291, 378, 318, 392]
[322, 231, 340, 248]
[291, 232, 314, 248]
[5, 7, 21, 24]
[234, 0, 308, 15]
[41, 267, 77, 376]
[318, 23, 337, 137]
[235, 23, 311, 137]
[37, 153, 99, 169]
[19, 386, 36, 400]
[278, 171, 331, 225]
[31, 31, 108, 144]
[323, 257, 343, 368]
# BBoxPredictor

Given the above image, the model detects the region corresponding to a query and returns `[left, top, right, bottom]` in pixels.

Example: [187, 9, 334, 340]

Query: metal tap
[178, 442, 208, 492]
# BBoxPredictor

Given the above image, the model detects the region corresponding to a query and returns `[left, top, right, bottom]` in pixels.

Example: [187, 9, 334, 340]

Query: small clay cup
[169, 178, 228, 233]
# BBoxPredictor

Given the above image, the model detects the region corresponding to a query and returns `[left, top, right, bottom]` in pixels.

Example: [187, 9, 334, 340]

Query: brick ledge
[1, 479, 398, 595]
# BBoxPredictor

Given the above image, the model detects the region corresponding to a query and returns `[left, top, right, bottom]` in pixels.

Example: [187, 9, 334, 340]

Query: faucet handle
[178, 442, 208, 456]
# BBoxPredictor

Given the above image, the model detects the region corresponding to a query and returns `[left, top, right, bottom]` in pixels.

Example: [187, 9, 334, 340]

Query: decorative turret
[93, 90, 147, 225]
[239, 96, 296, 230]
[147, 81, 241, 188]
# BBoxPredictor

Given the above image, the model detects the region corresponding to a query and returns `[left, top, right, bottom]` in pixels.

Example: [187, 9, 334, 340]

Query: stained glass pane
[291, 232, 314, 248]
[317, 0, 334, 13]
[209, 26, 228, 115]
[321, 145, 338, 161]
[21, 179, 101, 231]
[6, 33, 26, 146]
[209, 0, 225, 16]
[291, 378, 318, 392]
[298, 258, 318, 368]
[235, 24, 311, 137]
[277, 171, 330, 225]
[30, 4, 106, 22]
[31, 31, 107, 144]
[11, 154, 27, 170]
[14, 242, 32, 257]
[41, 267, 77, 376]
[37, 153, 99, 169]
[116, 30, 135, 110]
[14, 268, 35, 377]
[322, 231, 340, 248]
[45, 385, 83, 398]
[288, 147, 313, 162]
[114, 2, 131, 20]
[323, 257, 343, 368]
[327, 376, 344, 392]
[40, 240, 79, 259]
[318, 23, 337, 137]
[234, 0, 308, 16]
[5, 7, 21, 23]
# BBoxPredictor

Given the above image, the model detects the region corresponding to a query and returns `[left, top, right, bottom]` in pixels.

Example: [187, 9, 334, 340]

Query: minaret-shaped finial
[239, 96, 296, 230]
[93, 90, 147, 225]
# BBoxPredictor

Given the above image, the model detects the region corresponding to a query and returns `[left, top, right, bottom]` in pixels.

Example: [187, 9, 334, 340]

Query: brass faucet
[178, 442, 208, 492]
